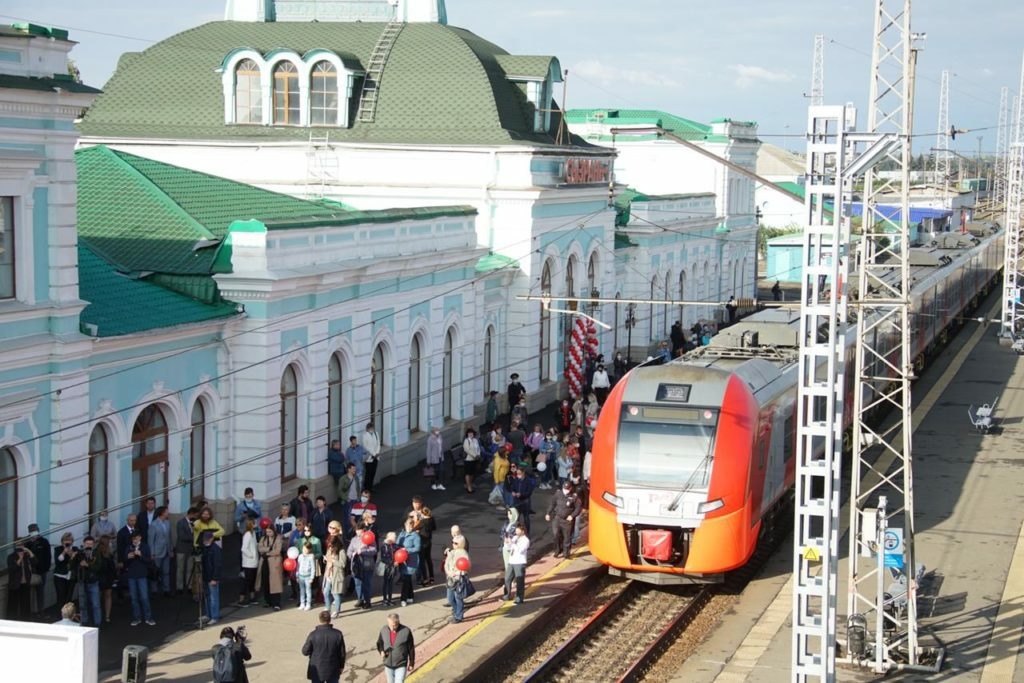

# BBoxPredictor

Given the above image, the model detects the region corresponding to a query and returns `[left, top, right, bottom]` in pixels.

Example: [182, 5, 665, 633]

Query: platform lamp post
[625, 303, 637, 365]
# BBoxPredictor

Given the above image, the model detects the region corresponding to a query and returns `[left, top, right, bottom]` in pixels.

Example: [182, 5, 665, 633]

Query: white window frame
[0, 151, 41, 307]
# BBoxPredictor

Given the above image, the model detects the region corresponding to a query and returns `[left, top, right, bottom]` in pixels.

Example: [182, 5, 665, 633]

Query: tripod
[186, 553, 206, 629]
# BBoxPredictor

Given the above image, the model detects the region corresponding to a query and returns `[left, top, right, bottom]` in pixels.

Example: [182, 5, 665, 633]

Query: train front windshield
[615, 405, 718, 488]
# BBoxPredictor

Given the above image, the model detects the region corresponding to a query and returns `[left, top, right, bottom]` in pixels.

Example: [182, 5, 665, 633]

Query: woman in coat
[426, 426, 445, 491]
[238, 518, 259, 606]
[323, 534, 347, 618]
[443, 536, 471, 624]
[255, 526, 283, 610]
[396, 517, 422, 606]
[415, 507, 436, 587]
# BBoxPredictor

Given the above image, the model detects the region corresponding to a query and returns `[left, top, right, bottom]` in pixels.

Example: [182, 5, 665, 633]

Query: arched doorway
[483, 325, 495, 394]
[190, 400, 207, 500]
[0, 447, 17, 550]
[132, 405, 168, 500]
[88, 425, 108, 518]
[442, 327, 456, 419]
[408, 336, 422, 432]
[539, 261, 552, 381]
[327, 353, 343, 446]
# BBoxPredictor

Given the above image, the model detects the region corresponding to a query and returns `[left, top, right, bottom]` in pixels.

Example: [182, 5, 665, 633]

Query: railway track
[522, 581, 713, 682]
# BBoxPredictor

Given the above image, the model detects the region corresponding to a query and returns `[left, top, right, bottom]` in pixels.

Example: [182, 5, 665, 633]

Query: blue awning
[845, 203, 952, 223]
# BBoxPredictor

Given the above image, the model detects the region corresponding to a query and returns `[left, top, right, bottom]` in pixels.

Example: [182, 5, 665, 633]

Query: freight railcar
[589, 224, 1003, 583]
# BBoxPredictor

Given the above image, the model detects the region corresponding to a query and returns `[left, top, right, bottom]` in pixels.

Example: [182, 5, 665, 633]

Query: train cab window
[616, 407, 717, 488]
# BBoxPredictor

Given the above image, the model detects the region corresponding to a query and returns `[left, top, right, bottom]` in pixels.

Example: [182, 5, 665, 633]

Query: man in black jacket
[377, 613, 415, 681]
[200, 531, 223, 625]
[545, 481, 583, 558]
[25, 523, 51, 615]
[301, 611, 346, 683]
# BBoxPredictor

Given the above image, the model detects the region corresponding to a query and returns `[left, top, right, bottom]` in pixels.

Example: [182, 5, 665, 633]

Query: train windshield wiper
[666, 452, 713, 512]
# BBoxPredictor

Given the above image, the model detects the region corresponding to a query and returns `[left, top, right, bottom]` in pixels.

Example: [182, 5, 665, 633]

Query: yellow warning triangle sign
[803, 546, 822, 562]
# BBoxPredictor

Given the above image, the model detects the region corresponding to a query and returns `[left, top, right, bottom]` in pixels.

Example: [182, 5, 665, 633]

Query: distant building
[756, 143, 806, 229]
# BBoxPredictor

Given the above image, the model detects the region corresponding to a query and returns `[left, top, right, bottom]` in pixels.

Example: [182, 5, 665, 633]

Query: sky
[5, 0, 1020, 155]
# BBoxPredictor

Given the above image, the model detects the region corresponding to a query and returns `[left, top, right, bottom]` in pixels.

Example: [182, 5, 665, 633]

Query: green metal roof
[565, 108, 712, 139]
[774, 181, 805, 199]
[0, 73, 101, 94]
[475, 251, 519, 273]
[79, 21, 590, 148]
[78, 243, 238, 337]
[612, 187, 714, 226]
[495, 55, 560, 80]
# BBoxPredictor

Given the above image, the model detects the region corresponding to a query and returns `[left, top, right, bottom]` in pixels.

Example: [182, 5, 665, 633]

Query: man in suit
[301, 610, 347, 683]
[174, 507, 199, 595]
[136, 497, 157, 542]
[148, 506, 173, 597]
[116, 514, 139, 565]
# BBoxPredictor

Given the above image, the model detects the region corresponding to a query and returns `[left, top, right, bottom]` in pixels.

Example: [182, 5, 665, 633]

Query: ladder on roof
[357, 21, 405, 124]
[306, 132, 338, 199]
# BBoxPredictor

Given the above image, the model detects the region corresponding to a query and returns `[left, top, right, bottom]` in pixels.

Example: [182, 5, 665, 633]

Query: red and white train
[589, 225, 1004, 583]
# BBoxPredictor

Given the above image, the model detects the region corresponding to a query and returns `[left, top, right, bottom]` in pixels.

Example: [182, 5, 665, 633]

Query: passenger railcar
[589, 224, 1003, 583]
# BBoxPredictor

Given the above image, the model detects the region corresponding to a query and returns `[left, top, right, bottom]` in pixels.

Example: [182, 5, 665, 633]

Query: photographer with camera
[212, 625, 251, 683]
[5, 536, 36, 620]
[76, 535, 102, 626]
[53, 532, 79, 609]
[122, 530, 156, 626]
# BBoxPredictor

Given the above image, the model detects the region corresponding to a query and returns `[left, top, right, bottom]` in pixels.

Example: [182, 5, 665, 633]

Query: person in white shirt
[462, 428, 481, 494]
[362, 422, 382, 492]
[502, 524, 530, 605]
[591, 364, 611, 405]
[238, 518, 259, 606]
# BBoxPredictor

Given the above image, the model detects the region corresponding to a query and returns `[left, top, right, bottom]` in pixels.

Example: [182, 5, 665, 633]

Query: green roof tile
[0, 73, 101, 94]
[79, 22, 591, 148]
[78, 243, 238, 337]
[475, 251, 519, 273]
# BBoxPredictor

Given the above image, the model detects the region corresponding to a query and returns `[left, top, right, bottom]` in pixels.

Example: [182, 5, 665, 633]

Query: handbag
[422, 465, 436, 478]
[376, 561, 387, 577]
[455, 575, 475, 598]
[29, 573, 43, 587]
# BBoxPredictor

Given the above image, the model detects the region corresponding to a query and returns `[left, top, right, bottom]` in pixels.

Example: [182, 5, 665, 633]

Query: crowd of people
[5, 366, 615, 681]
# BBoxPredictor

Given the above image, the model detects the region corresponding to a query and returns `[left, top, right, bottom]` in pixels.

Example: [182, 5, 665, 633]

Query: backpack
[212, 643, 236, 682]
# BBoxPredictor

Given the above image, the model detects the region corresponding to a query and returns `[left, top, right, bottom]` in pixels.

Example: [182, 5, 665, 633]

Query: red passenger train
[589, 224, 1004, 584]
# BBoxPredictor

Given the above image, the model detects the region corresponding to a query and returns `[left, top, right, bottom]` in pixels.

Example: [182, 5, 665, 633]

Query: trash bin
[121, 644, 148, 683]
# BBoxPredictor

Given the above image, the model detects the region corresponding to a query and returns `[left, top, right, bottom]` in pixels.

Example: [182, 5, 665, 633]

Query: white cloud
[526, 9, 571, 18]
[729, 64, 794, 89]
[573, 59, 677, 88]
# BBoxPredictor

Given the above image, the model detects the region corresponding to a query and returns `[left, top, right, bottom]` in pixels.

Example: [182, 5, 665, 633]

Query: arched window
[0, 447, 17, 551]
[443, 328, 455, 419]
[483, 325, 494, 394]
[310, 61, 338, 126]
[132, 405, 168, 500]
[563, 256, 578, 365]
[273, 62, 300, 125]
[371, 344, 386, 445]
[280, 365, 298, 482]
[664, 271, 672, 336]
[234, 59, 262, 124]
[408, 336, 422, 432]
[649, 275, 658, 341]
[539, 261, 552, 381]
[190, 401, 206, 500]
[88, 426, 108, 518]
[328, 353, 343, 446]
[678, 271, 687, 327]
[587, 253, 598, 313]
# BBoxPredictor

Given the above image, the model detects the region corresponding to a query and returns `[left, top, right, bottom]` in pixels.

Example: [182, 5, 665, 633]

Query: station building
[565, 108, 761, 342]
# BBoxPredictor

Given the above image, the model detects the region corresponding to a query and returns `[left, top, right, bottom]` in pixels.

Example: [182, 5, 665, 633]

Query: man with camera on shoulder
[212, 625, 251, 683]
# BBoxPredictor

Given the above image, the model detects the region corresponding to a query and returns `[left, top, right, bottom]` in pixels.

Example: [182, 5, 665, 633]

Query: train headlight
[697, 498, 725, 514]
[602, 491, 624, 509]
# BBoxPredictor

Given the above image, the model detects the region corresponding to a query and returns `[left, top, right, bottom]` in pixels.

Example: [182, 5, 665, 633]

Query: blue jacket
[234, 498, 262, 527]
[397, 530, 421, 576]
[148, 518, 172, 559]
[201, 542, 223, 582]
[509, 474, 536, 512]
[327, 446, 346, 477]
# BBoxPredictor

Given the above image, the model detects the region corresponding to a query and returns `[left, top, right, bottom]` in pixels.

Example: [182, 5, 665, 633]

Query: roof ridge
[86, 146, 217, 241]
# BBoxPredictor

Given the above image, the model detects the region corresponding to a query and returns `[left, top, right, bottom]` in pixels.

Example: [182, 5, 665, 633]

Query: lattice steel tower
[992, 86, 1010, 211]
[934, 70, 951, 199]
[1001, 54, 1024, 340]
[810, 34, 825, 106]
[844, 0, 927, 672]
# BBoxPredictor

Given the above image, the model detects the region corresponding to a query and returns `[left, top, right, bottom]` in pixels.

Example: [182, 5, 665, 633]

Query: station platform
[97, 431, 585, 682]
[674, 300, 1024, 682]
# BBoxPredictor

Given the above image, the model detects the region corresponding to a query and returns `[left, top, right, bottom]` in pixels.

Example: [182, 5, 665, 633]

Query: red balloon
[282, 557, 297, 572]
[394, 548, 409, 564]
[361, 531, 376, 546]
[259, 517, 271, 529]
[455, 556, 470, 572]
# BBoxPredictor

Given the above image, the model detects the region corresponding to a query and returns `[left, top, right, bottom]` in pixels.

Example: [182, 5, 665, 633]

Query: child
[380, 532, 397, 606]
[556, 450, 573, 487]
[297, 542, 316, 610]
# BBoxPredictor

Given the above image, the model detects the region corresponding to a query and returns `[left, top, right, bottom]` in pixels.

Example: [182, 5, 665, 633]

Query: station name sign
[564, 157, 610, 185]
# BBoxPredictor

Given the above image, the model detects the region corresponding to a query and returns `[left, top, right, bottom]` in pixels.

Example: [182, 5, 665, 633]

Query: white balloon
[537, 462, 547, 472]
[287, 546, 299, 560]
